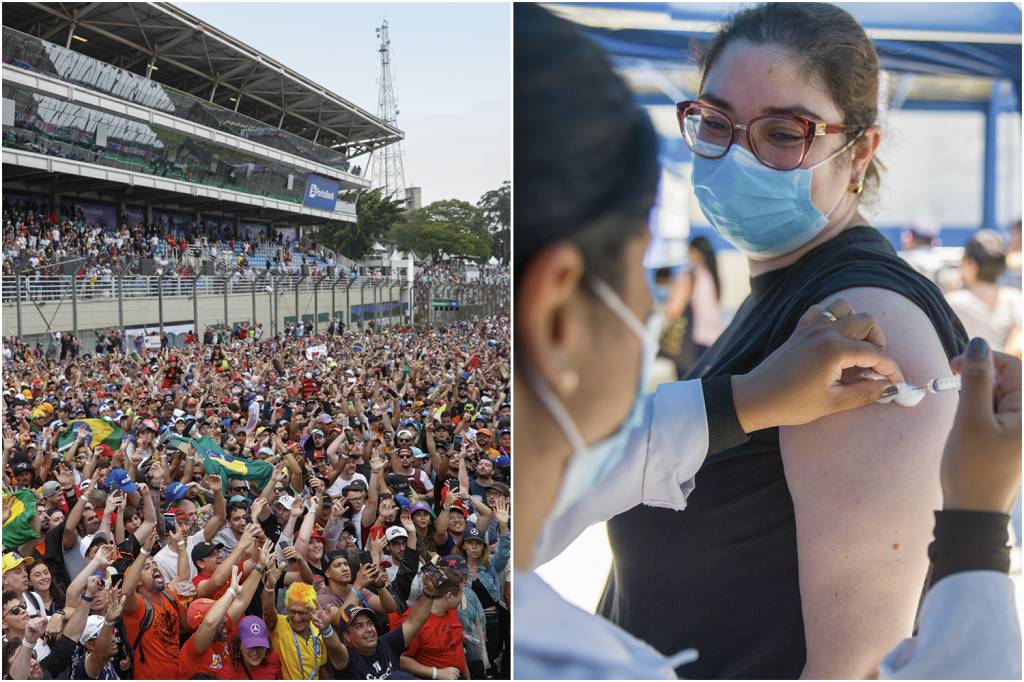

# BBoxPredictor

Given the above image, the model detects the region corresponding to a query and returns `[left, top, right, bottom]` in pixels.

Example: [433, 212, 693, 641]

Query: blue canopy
[549, 1, 1022, 233]
[551, 2, 1021, 107]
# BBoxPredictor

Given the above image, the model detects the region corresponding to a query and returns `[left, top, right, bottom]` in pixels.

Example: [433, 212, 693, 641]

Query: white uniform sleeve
[880, 571, 1022, 680]
[532, 379, 709, 568]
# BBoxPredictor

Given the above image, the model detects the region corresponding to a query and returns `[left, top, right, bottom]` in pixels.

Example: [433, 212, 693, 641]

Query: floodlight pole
[116, 265, 125, 341]
[157, 271, 165, 336]
[15, 270, 23, 338]
[344, 277, 352, 330]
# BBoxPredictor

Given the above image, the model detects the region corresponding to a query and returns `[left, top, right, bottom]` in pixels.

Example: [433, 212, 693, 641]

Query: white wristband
[140, 548, 151, 557]
[432, 667, 437, 680]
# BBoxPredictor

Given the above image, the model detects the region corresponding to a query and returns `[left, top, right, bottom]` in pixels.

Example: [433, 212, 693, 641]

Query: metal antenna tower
[372, 18, 407, 203]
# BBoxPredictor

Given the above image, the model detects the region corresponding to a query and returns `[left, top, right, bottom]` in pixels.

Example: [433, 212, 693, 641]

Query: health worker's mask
[526, 278, 662, 532]
[691, 141, 856, 258]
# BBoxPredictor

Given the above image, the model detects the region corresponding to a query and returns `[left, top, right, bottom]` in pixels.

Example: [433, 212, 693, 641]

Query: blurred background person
[946, 229, 1021, 358]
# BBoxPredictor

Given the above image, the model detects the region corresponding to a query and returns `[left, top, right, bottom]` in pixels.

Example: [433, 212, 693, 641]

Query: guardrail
[0, 273, 407, 303]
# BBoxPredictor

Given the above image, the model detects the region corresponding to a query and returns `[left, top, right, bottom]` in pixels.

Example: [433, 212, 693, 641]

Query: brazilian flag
[3, 489, 40, 550]
[190, 436, 273, 493]
[161, 432, 194, 454]
[57, 419, 123, 452]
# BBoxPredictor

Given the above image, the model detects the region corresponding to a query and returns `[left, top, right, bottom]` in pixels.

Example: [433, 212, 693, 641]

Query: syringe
[911, 375, 962, 394]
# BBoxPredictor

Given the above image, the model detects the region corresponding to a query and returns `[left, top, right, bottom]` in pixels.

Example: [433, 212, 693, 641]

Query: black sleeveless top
[598, 227, 967, 679]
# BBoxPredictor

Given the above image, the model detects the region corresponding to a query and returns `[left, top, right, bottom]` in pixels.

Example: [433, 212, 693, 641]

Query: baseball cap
[339, 604, 375, 628]
[163, 482, 188, 501]
[104, 468, 139, 493]
[342, 480, 368, 494]
[2, 552, 34, 573]
[12, 462, 31, 474]
[394, 494, 412, 511]
[484, 481, 510, 497]
[40, 480, 62, 498]
[462, 526, 485, 544]
[139, 419, 159, 433]
[238, 615, 271, 649]
[396, 429, 414, 440]
[409, 501, 435, 518]
[82, 531, 113, 557]
[80, 615, 107, 643]
[187, 597, 216, 630]
[274, 494, 296, 511]
[437, 554, 469, 574]
[476, 428, 493, 437]
[191, 541, 223, 566]
[494, 455, 511, 469]
[384, 526, 409, 544]
[315, 413, 333, 424]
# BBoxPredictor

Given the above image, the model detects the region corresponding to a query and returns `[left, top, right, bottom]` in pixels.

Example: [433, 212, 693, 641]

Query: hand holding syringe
[866, 369, 993, 407]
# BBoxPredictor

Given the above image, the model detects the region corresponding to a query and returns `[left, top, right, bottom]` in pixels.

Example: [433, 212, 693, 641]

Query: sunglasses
[3, 604, 26, 617]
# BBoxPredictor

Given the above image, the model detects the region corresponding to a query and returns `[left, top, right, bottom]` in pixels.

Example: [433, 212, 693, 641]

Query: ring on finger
[819, 311, 838, 323]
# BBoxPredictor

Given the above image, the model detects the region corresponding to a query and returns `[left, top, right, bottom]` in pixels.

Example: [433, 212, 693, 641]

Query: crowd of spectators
[414, 265, 509, 288]
[2, 199, 345, 286]
[1, 313, 511, 680]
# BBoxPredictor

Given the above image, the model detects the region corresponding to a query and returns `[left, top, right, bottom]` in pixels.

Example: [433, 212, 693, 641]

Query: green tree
[478, 180, 510, 264]
[312, 188, 404, 260]
[391, 199, 492, 262]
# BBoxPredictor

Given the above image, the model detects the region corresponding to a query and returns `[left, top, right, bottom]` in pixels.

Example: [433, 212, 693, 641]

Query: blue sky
[180, 2, 511, 206]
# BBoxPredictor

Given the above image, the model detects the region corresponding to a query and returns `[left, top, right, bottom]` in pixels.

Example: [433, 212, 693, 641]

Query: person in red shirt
[217, 615, 283, 680]
[394, 566, 469, 680]
[181, 551, 271, 680]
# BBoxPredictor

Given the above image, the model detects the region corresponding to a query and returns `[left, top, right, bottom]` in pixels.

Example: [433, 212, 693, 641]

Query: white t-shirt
[946, 287, 1021, 352]
[154, 528, 206, 581]
[325, 473, 368, 499]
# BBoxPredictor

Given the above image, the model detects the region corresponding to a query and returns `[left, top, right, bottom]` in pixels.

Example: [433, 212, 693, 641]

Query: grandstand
[1, 2, 447, 347]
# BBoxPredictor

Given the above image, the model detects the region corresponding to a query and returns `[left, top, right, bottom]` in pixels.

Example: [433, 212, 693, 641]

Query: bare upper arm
[779, 287, 957, 678]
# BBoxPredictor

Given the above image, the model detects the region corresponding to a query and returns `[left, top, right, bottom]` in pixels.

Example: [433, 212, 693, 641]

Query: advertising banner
[302, 174, 340, 211]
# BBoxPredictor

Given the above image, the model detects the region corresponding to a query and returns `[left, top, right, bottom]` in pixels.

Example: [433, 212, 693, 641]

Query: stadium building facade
[0, 3, 497, 348]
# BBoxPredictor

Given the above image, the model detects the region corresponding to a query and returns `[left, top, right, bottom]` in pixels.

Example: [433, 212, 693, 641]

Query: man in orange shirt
[396, 565, 468, 680]
[121, 529, 190, 680]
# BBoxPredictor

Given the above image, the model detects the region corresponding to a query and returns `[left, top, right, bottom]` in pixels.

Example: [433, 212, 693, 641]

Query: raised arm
[62, 483, 90, 551]
[133, 482, 157, 543]
[228, 540, 274, 625]
[779, 289, 957, 679]
[122, 530, 158, 616]
[202, 474, 226, 541]
[86, 586, 126, 679]
[66, 546, 116, 609]
[196, 524, 257, 598]
[261, 561, 285, 633]
[194, 566, 242, 653]
[362, 455, 386, 528]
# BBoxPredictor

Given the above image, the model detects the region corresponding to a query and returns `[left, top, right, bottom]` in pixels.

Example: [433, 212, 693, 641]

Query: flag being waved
[57, 419, 123, 453]
[3, 489, 40, 550]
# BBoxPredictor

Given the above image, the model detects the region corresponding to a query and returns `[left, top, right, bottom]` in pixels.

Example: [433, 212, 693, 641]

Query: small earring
[849, 177, 864, 195]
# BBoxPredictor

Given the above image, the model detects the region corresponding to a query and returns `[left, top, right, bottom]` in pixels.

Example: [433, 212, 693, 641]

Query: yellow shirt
[271, 613, 328, 680]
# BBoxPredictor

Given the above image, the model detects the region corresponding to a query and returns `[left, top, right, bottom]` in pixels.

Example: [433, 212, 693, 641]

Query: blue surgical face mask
[526, 278, 662, 524]
[691, 142, 853, 258]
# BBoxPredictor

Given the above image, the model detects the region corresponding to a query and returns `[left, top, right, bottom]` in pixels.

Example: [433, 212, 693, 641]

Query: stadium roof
[2, 2, 403, 157]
